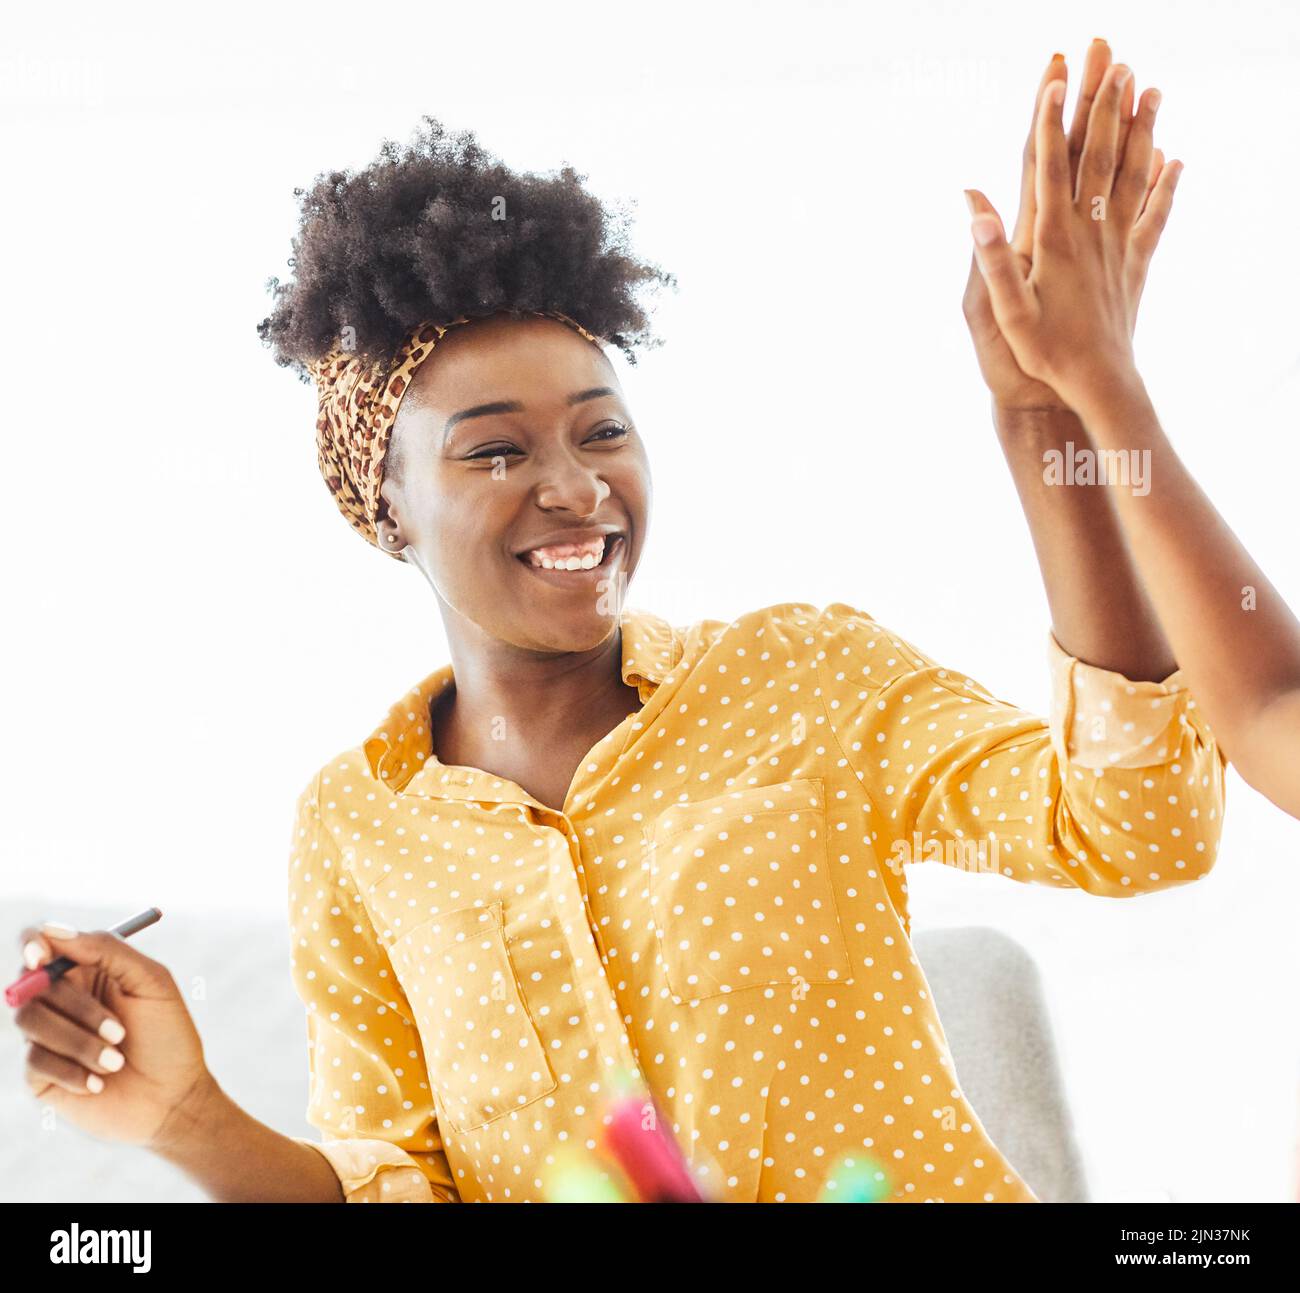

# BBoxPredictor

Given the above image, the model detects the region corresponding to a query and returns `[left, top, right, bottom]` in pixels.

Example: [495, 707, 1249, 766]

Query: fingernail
[99, 1018, 126, 1045]
[963, 190, 977, 215]
[23, 940, 47, 970]
[1050, 52, 1065, 65]
[99, 1047, 125, 1072]
[86, 1074, 104, 1094]
[971, 216, 999, 247]
[1149, 88, 1162, 111]
[41, 921, 77, 939]
[1115, 65, 1132, 87]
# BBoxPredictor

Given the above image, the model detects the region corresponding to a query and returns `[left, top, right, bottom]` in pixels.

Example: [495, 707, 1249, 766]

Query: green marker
[820, 1153, 890, 1203]
[544, 1146, 632, 1203]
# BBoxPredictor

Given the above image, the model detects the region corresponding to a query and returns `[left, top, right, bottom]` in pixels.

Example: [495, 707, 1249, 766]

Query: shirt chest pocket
[648, 777, 853, 1003]
[389, 902, 556, 1134]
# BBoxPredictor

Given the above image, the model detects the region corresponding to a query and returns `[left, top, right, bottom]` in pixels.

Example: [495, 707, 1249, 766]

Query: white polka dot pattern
[285, 787, 459, 1203]
[649, 778, 852, 1001]
[285, 601, 1227, 1203]
[387, 901, 556, 1132]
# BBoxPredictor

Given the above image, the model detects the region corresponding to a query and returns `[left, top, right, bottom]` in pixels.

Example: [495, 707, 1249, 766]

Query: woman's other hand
[15, 922, 214, 1150]
[966, 50, 1181, 412]
[961, 39, 1168, 413]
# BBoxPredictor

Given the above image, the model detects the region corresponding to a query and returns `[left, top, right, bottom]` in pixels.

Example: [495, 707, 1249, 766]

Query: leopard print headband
[306, 310, 601, 562]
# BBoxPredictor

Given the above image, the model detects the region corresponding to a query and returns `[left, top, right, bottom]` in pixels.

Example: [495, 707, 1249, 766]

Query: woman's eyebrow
[443, 400, 524, 437]
[443, 388, 618, 441]
[567, 386, 617, 405]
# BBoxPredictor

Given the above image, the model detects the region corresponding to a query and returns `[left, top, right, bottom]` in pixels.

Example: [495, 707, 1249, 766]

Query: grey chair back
[914, 925, 1089, 1203]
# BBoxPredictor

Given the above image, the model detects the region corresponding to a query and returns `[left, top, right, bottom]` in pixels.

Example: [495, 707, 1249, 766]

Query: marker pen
[601, 1092, 705, 1203]
[5, 908, 162, 1008]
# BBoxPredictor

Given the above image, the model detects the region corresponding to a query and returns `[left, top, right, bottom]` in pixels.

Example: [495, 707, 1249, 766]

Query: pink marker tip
[5, 965, 52, 1008]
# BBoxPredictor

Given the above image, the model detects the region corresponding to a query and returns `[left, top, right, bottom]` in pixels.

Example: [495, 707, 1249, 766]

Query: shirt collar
[363, 605, 682, 797]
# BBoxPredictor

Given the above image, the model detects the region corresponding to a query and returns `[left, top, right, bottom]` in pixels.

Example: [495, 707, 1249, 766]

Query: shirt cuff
[293, 1136, 455, 1203]
[1047, 632, 1201, 771]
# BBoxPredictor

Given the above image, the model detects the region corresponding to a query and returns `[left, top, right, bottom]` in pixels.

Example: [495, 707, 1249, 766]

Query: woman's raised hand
[966, 48, 1182, 413]
[962, 39, 1174, 413]
[14, 922, 216, 1150]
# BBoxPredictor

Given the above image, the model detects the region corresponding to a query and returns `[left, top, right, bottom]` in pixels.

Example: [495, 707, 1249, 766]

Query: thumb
[37, 921, 171, 997]
[964, 189, 1034, 334]
[962, 249, 996, 333]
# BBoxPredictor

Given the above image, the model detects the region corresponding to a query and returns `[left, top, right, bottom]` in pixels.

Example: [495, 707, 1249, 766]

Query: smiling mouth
[515, 534, 625, 580]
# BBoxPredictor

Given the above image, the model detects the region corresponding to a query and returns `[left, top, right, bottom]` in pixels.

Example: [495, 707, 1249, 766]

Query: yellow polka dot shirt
[285, 601, 1226, 1203]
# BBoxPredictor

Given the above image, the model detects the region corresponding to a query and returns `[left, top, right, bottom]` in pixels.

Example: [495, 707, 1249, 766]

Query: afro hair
[257, 116, 674, 381]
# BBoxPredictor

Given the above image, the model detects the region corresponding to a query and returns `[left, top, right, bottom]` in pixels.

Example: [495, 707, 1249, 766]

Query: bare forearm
[994, 401, 1177, 680]
[151, 1076, 344, 1203]
[1071, 373, 1300, 787]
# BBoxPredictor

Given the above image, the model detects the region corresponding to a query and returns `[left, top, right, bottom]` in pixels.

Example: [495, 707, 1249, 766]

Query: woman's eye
[465, 445, 519, 461]
[464, 425, 628, 460]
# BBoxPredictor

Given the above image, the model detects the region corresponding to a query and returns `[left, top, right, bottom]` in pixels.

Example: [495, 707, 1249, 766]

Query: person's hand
[15, 922, 214, 1150]
[965, 53, 1182, 413]
[961, 39, 1173, 413]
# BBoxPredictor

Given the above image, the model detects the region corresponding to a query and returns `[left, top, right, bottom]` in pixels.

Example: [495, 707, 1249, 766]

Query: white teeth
[525, 538, 610, 570]
[538, 552, 599, 570]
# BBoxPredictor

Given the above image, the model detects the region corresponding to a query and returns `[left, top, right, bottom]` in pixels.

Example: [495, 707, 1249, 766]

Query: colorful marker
[820, 1152, 891, 1203]
[601, 1092, 705, 1203]
[5, 908, 162, 1008]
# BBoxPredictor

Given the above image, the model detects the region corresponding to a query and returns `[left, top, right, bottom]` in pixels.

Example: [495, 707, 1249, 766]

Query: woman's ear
[374, 493, 410, 557]
[376, 418, 415, 557]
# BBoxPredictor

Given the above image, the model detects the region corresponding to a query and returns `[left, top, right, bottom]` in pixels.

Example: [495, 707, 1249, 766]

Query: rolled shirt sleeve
[286, 773, 459, 1203]
[815, 603, 1227, 895]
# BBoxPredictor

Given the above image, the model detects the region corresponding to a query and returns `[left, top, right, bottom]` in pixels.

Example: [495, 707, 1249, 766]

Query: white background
[3, 0, 1299, 1202]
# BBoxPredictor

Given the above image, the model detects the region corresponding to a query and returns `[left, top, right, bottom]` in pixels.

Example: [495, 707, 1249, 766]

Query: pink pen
[601, 1093, 705, 1203]
[5, 908, 162, 1008]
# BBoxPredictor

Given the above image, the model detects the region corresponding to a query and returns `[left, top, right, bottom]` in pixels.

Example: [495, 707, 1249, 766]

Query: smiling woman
[257, 115, 673, 564]
[242, 101, 1228, 1205]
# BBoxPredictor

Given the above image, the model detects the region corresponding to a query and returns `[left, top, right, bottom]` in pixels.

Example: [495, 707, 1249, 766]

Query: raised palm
[962, 40, 1171, 412]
